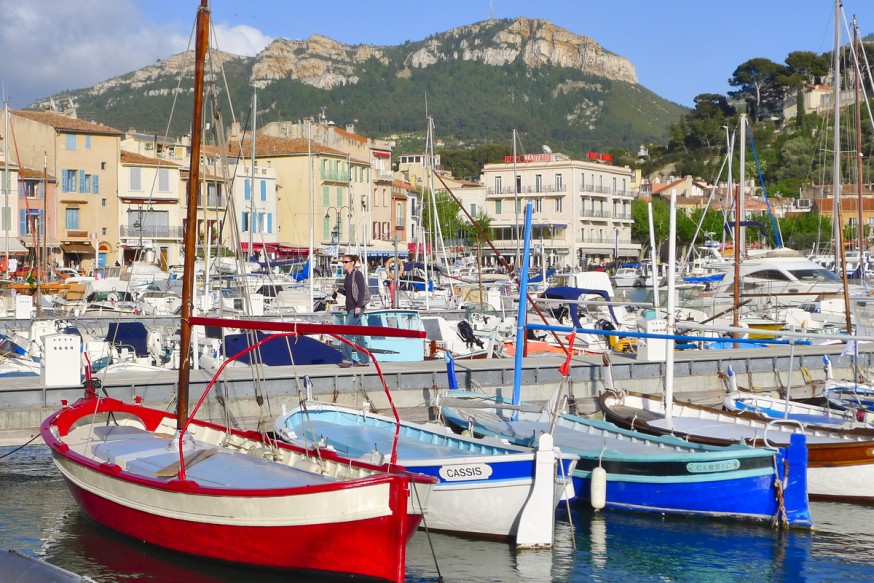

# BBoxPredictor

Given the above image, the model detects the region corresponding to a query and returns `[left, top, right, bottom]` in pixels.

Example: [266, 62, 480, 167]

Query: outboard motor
[457, 320, 484, 349]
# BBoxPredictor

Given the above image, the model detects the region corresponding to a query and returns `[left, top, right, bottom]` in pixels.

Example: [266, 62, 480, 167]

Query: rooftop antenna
[489, 0, 493, 19]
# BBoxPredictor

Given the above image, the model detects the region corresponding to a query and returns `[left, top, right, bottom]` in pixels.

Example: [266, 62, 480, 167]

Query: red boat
[42, 395, 434, 582]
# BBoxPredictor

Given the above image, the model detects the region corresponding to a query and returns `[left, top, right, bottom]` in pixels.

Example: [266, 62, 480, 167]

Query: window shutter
[267, 213, 272, 233]
[18, 209, 26, 235]
[92, 175, 99, 194]
[79, 170, 86, 193]
[61, 169, 68, 192]
[260, 180, 266, 201]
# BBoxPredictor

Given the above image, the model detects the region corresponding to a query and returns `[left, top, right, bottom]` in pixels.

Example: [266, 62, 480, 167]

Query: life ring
[108, 292, 118, 304]
[385, 258, 404, 280]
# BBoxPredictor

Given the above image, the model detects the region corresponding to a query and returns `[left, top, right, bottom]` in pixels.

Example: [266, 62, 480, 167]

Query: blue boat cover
[106, 321, 150, 357]
[222, 332, 343, 365]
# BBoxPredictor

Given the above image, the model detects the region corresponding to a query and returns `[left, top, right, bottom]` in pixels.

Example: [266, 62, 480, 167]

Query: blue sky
[2, 0, 874, 110]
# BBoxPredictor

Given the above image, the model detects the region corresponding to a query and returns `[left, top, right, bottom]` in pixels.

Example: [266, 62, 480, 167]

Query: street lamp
[324, 205, 351, 251]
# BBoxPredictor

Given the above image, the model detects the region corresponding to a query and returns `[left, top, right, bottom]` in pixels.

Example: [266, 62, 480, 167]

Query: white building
[482, 152, 640, 268]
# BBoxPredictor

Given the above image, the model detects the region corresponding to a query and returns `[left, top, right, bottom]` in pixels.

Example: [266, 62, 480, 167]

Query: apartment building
[118, 150, 184, 267]
[482, 152, 640, 268]
[12, 109, 122, 269]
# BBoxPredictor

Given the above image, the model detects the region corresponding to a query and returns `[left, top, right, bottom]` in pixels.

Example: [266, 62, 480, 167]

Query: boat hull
[600, 390, 874, 503]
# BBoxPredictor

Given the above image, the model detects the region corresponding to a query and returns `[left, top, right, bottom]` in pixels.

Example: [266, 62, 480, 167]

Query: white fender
[590, 466, 607, 510]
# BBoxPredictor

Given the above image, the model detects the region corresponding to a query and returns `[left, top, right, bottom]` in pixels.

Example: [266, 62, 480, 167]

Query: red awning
[372, 151, 390, 158]
[240, 242, 310, 256]
[408, 242, 431, 255]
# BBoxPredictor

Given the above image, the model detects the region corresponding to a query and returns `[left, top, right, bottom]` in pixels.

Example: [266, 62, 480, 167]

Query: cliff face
[76, 17, 636, 97]
[250, 17, 636, 90]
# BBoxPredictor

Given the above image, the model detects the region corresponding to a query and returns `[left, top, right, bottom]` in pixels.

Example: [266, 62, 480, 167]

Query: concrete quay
[1, 343, 870, 446]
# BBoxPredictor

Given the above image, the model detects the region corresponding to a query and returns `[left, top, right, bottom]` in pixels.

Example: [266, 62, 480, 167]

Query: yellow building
[12, 109, 122, 269]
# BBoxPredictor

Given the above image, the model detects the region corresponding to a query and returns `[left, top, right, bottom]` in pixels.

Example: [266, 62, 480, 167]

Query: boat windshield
[788, 268, 841, 282]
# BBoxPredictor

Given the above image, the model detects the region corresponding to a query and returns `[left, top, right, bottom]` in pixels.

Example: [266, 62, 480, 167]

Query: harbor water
[3, 445, 874, 582]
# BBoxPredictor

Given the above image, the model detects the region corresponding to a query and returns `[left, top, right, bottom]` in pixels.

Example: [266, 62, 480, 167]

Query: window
[470, 203, 478, 217]
[101, 198, 107, 207]
[158, 168, 170, 192]
[555, 174, 563, 191]
[92, 175, 99, 194]
[494, 176, 502, 194]
[612, 177, 617, 193]
[65, 208, 79, 229]
[244, 179, 251, 201]
[495, 200, 502, 214]
[395, 202, 404, 228]
[130, 168, 141, 191]
[80, 172, 91, 194]
[555, 197, 563, 213]
[267, 213, 273, 233]
[260, 180, 267, 201]
[535, 174, 542, 192]
[62, 169, 77, 192]
[241, 212, 249, 232]
[101, 227, 106, 235]
[534, 198, 542, 213]
[322, 186, 329, 206]
[85, 136, 91, 150]
[65, 134, 76, 150]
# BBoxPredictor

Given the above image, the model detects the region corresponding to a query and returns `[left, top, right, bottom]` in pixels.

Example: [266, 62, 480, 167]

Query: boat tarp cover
[543, 286, 619, 327]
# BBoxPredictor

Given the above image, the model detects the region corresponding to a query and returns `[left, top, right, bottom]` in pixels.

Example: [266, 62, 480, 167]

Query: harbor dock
[2, 343, 868, 445]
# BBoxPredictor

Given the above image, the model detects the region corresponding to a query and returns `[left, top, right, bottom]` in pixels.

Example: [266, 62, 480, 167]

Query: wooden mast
[853, 17, 866, 277]
[833, 0, 852, 335]
[177, 0, 210, 429]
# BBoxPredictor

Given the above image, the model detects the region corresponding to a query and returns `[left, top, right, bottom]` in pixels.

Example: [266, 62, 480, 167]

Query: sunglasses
[342, 260, 353, 263]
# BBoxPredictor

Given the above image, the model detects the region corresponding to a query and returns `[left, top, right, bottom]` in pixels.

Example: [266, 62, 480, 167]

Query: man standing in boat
[336, 254, 370, 367]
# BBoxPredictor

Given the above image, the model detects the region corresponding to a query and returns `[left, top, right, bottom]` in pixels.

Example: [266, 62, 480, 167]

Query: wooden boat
[39, 4, 436, 582]
[723, 391, 873, 428]
[438, 391, 811, 527]
[599, 389, 874, 503]
[274, 401, 578, 546]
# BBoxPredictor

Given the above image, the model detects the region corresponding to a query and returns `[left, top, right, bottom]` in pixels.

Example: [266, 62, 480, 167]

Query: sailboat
[39, 3, 436, 582]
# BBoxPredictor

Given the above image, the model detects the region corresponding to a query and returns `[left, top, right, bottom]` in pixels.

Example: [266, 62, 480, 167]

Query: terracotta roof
[332, 126, 367, 144]
[228, 135, 347, 158]
[13, 110, 123, 135]
[815, 196, 874, 212]
[18, 167, 56, 180]
[120, 150, 180, 167]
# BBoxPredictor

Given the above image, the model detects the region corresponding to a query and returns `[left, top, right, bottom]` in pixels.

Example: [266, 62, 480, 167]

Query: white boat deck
[67, 424, 337, 489]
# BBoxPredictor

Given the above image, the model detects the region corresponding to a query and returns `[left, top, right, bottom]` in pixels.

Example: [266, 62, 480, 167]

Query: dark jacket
[344, 269, 367, 312]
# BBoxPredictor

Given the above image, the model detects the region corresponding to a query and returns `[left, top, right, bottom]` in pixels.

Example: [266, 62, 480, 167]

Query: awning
[372, 150, 391, 159]
[20, 237, 61, 249]
[360, 240, 408, 258]
[61, 242, 95, 254]
[0, 237, 27, 253]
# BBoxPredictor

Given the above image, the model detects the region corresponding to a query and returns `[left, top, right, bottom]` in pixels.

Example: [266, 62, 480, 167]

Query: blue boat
[438, 392, 811, 528]
[274, 401, 578, 546]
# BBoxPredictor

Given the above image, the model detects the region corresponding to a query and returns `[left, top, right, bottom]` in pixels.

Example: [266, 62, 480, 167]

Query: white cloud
[212, 22, 273, 56]
[0, 0, 269, 108]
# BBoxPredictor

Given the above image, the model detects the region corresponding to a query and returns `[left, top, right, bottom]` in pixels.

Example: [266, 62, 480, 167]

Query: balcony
[120, 225, 184, 238]
[321, 171, 350, 183]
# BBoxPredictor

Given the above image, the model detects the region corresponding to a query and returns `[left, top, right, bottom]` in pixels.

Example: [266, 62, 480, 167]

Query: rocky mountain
[37, 18, 684, 156]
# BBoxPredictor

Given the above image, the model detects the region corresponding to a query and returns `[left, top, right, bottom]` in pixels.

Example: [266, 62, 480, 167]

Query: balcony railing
[120, 225, 184, 238]
[321, 171, 350, 183]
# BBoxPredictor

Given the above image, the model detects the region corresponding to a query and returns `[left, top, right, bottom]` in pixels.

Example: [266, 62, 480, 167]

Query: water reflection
[3, 446, 874, 582]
